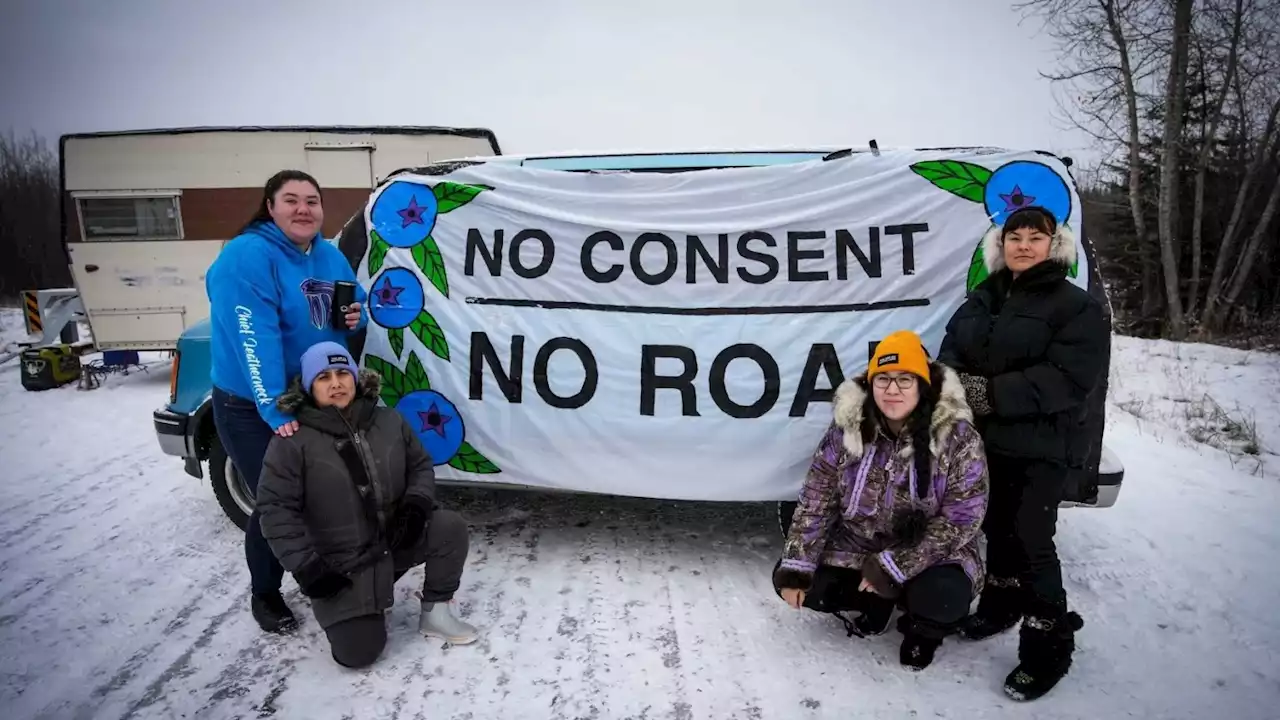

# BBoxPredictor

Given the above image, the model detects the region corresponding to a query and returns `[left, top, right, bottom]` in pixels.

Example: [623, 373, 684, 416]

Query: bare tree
[1217, 163, 1280, 324]
[0, 130, 66, 301]
[1016, 0, 1167, 320]
[1203, 96, 1280, 328]
[1187, 0, 1244, 317]
[1155, 0, 1195, 339]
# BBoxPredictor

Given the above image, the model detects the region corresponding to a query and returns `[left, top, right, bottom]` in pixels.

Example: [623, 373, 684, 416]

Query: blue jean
[212, 386, 286, 596]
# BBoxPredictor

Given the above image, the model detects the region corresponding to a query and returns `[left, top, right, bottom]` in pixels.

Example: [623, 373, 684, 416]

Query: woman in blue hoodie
[205, 169, 369, 633]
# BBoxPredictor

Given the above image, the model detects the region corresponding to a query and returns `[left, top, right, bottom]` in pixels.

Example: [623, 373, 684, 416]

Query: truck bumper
[1092, 445, 1125, 508]
[1062, 444, 1125, 509]
[153, 407, 189, 458]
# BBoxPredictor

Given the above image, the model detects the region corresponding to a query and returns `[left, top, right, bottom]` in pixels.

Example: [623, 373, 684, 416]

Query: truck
[151, 146, 1126, 532]
[60, 125, 502, 352]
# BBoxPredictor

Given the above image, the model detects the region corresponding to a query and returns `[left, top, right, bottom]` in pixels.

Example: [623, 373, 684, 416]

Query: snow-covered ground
[0, 308, 1278, 720]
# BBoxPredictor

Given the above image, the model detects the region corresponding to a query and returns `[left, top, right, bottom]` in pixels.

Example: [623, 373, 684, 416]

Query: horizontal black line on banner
[463, 297, 931, 315]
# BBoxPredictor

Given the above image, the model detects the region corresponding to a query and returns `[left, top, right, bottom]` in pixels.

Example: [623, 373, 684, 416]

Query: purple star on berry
[999, 185, 1035, 212]
[418, 402, 453, 438]
[398, 196, 428, 228]
[374, 276, 404, 305]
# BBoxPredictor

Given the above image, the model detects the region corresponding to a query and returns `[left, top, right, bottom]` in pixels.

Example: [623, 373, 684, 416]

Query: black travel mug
[331, 281, 357, 329]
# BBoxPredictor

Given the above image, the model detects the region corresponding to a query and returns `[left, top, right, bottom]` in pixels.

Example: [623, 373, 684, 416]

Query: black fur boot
[960, 576, 1023, 641]
[1003, 610, 1085, 701]
[896, 615, 955, 671]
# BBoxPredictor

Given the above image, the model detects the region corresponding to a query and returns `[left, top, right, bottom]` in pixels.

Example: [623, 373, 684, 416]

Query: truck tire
[777, 500, 798, 538]
[208, 433, 253, 532]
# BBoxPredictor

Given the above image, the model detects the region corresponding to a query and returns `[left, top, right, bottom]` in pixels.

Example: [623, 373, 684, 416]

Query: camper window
[76, 195, 183, 241]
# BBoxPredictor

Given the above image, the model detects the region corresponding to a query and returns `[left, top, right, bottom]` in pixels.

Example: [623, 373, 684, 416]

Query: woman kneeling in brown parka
[258, 341, 478, 668]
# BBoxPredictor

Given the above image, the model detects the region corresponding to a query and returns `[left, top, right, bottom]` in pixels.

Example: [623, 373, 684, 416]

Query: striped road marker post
[22, 290, 42, 337]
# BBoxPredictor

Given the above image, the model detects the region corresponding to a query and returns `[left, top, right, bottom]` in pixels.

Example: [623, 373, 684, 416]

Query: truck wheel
[777, 500, 798, 538]
[208, 433, 253, 532]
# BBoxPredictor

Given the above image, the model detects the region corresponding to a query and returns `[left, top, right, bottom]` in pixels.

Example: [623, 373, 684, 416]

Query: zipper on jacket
[338, 411, 391, 554]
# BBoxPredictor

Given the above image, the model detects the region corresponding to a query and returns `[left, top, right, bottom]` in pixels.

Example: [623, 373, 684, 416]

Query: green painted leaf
[364, 354, 407, 407]
[910, 160, 992, 204]
[404, 351, 431, 390]
[447, 441, 501, 474]
[966, 240, 989, 292]
[367, 230, 390, 276]
[433, 182, 490, 214]
[412, 236, 449, 298]
[410, 310, 450, 361]
[1068, 259, 1079, 279]
[388, 327, 404, 358]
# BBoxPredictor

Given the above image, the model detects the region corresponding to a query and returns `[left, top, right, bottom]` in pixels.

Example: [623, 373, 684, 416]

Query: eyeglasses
[872, 374, 917, 390]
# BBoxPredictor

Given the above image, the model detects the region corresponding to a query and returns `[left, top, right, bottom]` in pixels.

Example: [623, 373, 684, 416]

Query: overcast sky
[0, 0, 1098, 165]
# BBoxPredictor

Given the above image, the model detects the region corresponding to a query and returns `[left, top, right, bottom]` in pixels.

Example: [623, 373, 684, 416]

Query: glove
[860, 555, 901, 599]
[293, 556, 351, 599]
[389, 495, 436, 551]
[958, 372, 993, 416]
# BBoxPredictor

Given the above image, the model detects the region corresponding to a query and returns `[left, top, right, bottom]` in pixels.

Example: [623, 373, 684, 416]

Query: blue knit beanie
[300, 341, 357, 392]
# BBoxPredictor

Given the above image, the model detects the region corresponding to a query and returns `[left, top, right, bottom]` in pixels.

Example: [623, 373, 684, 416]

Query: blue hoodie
[206, 221, 368, 429]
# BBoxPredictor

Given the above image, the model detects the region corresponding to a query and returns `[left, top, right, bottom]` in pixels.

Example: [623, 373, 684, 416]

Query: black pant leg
[903, 564, 973, 625]
[983, 453, 1029, 582]
[419, 509, 470, 602]
[211, 387, 286, 596]
[325, 614, 388, 669]
[1018, 462, 1068, 612]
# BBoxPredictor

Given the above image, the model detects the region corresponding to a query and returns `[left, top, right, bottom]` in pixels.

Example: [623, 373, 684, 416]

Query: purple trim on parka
[780, 557, 816, 574]
[845, 446, 877, 519]
[907, 457, 918, 501]
[879, 551, 907, 584]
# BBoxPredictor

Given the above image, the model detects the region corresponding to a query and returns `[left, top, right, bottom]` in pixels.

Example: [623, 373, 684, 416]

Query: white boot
[416, 593, 479, 645]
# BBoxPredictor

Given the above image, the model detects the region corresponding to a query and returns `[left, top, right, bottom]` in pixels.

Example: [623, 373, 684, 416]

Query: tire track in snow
[192, 621, 301, 717]
[0, 450, 164, 566]
[116, 596, 245, 720]
[664, 548, 768, 720]
[0, 449, 144, 520]
[63, 561, 245, 719]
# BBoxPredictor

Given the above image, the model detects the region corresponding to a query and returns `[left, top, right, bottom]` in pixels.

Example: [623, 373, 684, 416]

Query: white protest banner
[353, 149, 1087, 501]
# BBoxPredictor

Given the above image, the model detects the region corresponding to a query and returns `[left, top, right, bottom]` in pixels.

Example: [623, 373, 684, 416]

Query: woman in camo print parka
[772, 330, 989, 671]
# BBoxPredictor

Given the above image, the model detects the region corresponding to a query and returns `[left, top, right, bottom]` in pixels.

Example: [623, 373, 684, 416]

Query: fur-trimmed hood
[276, 368, 383, 414]
[982, 222, 1078, 274]
[831, 363, 974, 460]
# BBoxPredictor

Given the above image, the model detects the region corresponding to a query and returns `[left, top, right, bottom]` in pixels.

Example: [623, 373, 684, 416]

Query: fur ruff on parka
[275, 368, 383, 414]
[981, 222, 1078, 275]
[776, 364, 990, 597]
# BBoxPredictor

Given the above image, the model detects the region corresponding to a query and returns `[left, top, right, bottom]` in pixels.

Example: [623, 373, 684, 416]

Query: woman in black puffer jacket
[257, 341, 480, 669]
[938, 206, 1108, 702]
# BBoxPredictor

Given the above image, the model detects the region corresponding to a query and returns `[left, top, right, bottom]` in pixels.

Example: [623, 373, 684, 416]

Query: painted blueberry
[371, 180, 438, 248]
[368, 267, 425, 329]
[395, 389, 466, 465]
[983, 161, 1072, 227]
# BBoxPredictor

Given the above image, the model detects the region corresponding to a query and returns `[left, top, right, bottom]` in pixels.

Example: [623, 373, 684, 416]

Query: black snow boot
[836, 594, 895, 638]
[1003, 610, 1084, 702]
[896, 615, 953, 672]
[251, 591, 298, 634]
[960, 576, 1023, 641]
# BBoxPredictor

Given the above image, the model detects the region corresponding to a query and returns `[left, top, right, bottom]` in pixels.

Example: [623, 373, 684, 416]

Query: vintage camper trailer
[60, 125, 501, 351]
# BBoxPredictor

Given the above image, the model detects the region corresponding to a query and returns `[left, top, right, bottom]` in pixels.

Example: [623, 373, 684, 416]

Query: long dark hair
[238, 169, 324, 234]
[854, 361, 944, 500]
[1002, 205, 1057, 237]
